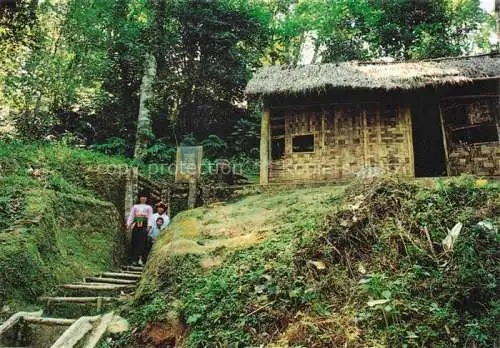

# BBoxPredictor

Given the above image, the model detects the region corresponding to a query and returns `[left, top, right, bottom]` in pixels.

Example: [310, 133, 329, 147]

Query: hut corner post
[438, 103, 450, 176]
[404, 106, 415, 177]
[260, 108, 270, 185]
[188, 178, 197, 209]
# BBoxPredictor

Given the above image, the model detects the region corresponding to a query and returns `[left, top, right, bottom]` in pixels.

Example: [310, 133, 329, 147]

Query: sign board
[175, 146, 203, 183]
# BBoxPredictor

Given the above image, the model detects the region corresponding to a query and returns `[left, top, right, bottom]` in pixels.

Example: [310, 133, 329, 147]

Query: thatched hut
[246, 54, 500, 184]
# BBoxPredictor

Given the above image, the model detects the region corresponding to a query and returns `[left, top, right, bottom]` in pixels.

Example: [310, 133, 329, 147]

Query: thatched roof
[246, 54, 500, 96]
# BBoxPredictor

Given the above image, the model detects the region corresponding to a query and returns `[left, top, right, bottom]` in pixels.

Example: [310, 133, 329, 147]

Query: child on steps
[144, 201, 170, 261]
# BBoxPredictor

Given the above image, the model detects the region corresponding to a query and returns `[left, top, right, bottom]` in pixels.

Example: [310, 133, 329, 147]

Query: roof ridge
[355, 52, 500, 65]
[246, 54, 500, 96]
[266, 52, 500, 69]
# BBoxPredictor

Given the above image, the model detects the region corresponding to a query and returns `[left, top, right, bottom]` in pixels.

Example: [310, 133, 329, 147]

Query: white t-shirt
[148, 212, 170, 239]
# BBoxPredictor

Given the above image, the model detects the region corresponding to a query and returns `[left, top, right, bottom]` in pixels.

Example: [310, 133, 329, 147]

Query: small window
[271, 138, 285, 160]
[271, 111, 285, 137]
[444, 100, 499, 145]
[292, 134, 314, 153]
[450, 124, 498, 144]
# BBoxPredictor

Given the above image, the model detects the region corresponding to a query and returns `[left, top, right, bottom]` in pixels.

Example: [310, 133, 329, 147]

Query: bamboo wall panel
[467, 101, 494, 124]
[323, 105, 365, 178]
[364, 105, 382, 167]
[370, 105, 413, 175]
[448, 142, 499, 176]
[269, 103, 413, 183]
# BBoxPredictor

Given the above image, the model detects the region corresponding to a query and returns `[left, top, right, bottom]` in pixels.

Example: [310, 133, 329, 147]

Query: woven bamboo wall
[269, 103, 414, 183]
[439, 95, 499, 176]
[448, 142, 499, 176]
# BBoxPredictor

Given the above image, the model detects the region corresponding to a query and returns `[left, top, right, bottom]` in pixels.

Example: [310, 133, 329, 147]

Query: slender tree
[134, 52, 157, 160]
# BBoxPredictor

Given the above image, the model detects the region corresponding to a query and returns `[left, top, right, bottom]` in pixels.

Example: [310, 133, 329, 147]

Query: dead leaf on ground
[308, 260, 327, 270]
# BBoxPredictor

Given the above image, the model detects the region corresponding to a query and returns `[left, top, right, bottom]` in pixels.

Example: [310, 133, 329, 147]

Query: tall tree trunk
[496, 0, 499, 52]
[134, 53, 157, 160]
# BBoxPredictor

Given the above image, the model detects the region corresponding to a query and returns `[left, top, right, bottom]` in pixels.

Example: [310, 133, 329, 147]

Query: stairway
[0, 265, 143, 348]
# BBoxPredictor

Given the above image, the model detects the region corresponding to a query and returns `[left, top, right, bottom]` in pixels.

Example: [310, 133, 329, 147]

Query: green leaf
[187, 313, 202, 324]
[407, 331, 418, 339]
[381, 290, 391, 299]
[367, 299, 389, 307]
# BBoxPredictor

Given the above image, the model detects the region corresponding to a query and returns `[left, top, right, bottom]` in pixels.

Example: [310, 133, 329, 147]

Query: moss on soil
[124, 176, 498, 347]
[0, 141, 127, 317]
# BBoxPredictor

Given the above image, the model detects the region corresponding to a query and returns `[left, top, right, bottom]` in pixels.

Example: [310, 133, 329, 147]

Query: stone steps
[1, 264, 143, 348]
[100, 271, 141, 280]
[58, 283, 136, 297]
[85, 277, 137, 285]
[40, 296, 128, 304]
[40, 295, 129, 319]
[122, 265, 144, 272]
[23, 316, 76, 326]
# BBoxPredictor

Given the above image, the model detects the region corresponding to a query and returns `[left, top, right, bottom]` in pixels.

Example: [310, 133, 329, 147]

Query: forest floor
[120, 176, 499, 347]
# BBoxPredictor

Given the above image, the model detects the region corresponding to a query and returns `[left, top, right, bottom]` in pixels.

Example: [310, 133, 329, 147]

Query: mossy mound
[0, 141, 127, 316]
[294, 176, 499, 347]
[126, 185, 346, 346]
[123, 177, 499, 348]
[137, 185, 344, 297]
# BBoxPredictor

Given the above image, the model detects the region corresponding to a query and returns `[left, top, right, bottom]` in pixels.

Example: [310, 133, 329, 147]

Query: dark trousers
[131, 225, 147, 262]
[144, 236, 154, 262]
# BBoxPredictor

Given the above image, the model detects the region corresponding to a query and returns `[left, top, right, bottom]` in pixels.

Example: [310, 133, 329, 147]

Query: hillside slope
[126, 177, 498, 347]
[0, 141, 128, 316]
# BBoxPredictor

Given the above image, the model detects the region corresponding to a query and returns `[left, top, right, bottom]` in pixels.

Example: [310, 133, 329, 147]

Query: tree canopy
[0, 0, 496, 161]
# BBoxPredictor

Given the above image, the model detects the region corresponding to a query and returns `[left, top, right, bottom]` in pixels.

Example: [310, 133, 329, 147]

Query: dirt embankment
[129, 177, 499, 347]
[0, 142, 128, 316]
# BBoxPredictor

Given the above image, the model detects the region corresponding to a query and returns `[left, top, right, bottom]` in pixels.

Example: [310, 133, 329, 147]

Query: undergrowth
[122, 176, 498, 347]
[297, 176, 499, 347]
[0, 140, 127, 227]
[0, 140, 126, 313]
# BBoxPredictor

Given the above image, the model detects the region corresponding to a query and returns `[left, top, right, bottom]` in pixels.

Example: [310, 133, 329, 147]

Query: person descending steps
[126, 190, 153, 266]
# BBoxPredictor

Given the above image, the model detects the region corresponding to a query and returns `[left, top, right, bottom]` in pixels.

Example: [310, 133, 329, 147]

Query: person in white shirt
[144, 201, 170, 261]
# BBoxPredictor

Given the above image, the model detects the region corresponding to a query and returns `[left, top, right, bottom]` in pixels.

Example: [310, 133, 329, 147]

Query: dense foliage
[0, 0, 496, 164]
